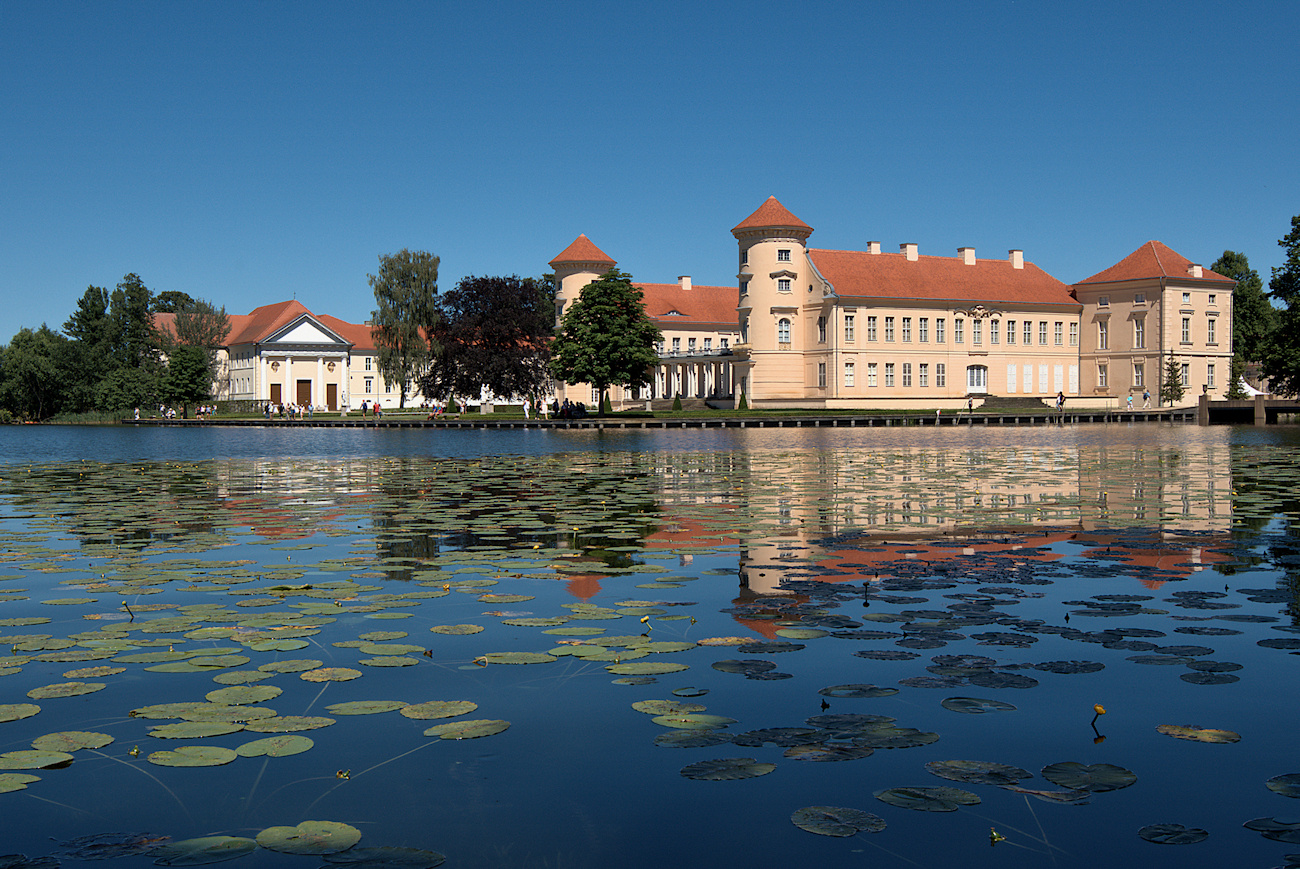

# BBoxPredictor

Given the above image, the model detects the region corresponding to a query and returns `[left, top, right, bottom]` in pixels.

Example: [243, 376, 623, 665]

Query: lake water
[1, 422, 1299, 869]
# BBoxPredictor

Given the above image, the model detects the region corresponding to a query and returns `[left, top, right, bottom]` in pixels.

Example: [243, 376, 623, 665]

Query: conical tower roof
[732, 196, 813, 236]
[549, 234, 616, 268]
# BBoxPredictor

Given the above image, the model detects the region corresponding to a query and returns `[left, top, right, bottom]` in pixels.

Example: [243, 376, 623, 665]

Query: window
[364, 377, 373, 393]
[1182, 292, 1191, 305]
[365, 357, 372, 371]
[1134, 293, 1146, 303]
[704, 338, 712, 351]
[955, 319, 964, 344]
[867, 363, 878, 387]
[1038, 321, 1048, 345]
[740, 318, 748, 343]
[777, 278, 791, 293]
[1023, 321, 1033, 344]
[972, 319, 982, 344]
[1098, 320, 1109, 350]
[777, 319, 791, 345]
[1207, 363, 1216, 388]
[1134, 318, 1145, 349]
[385, 380, 393, 394]
[1007, 320, 1016, 344]
[739, 280, 749, 295]
[919, 363, 929, 387]
[1180, 363, 1189, 387]
[990, 320, 999, 344]
[885, 317, 895, 342]
[688, 338, 696, 353]
[655, 340, 664, 355]
[1207, 318, 1216, 344]
[555, 300, 565, 322]
[884, 363, 895, 387]
[777, 249, 791, 262]
[902, 317, 912, 342]
[919, 318, 929, 342]
[1208, 294, 1217, 305]
[672, 337, 680, 355]
[1099, 295, 1110, 307]
[1069, 322, 1078, 346]
[720, 338, 729, 349]
[817, 362, 826, 388]
[967, 365, 988, 390]
[936, 318, 946, 343]
[1181, 317, 1191, 343]
[902, 363, 912, 387]
[844, 362, 855, 387]
[936, 363, 946, 387]
[1098, 364, 1108, 388]
[1134, 363, 1145, 387]
[1054, 322, 1063, 345]
[817, 316, 826, 343]
[841, 315, 855, 341]
[592, 387, 601, 404]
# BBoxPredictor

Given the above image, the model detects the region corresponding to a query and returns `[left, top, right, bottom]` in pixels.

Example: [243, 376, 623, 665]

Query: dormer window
[1098, 296, 1109, 307]
[1134, 293, 1145, 303]
[777, 249, 791, 262]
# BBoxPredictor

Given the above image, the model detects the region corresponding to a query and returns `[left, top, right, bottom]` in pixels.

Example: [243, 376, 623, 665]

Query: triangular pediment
[265, 315, 350, 347]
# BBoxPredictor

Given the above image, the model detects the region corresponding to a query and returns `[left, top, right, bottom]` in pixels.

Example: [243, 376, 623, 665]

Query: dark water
[0, 423, 1298, 869]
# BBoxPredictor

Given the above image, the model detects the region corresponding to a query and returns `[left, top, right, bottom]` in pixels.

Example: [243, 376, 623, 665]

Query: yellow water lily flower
[1094, 704, 1106, 716]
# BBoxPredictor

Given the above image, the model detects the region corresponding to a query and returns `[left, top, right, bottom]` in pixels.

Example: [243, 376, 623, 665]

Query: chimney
[867, 241, 881, 255]
[1009, 249, 1023, 269]
[901, 243, 919, 261]
[958, 247, 976, 265]
[1187, 264, 1203, 278]
[678, 276, 691, 290]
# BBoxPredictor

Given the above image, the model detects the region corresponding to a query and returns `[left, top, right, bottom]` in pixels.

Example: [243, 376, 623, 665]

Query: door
[270, 383, 281, 404]
[297, 380, 312, 407]
[326, 383, 338, 411]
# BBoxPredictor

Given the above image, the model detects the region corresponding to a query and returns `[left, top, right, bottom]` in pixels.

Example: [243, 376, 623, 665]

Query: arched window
[777, 318, 791, 345]
[967, 365, 988, 393]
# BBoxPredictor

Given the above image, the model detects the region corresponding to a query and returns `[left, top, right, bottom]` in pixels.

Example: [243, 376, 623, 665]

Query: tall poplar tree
[369, 249, 439, 408]
[1262, 215, 1300, 396]
[549, 269, 660, 413]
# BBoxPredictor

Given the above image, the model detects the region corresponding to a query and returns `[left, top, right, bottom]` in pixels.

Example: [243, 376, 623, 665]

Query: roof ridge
[1148, 241, 1167, 276]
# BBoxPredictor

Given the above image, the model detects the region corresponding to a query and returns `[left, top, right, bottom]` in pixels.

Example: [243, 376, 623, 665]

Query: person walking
[1142, 389, 1151, 408]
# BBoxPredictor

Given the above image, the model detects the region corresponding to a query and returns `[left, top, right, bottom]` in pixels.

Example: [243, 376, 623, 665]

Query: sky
[2, 1, 1297, 341]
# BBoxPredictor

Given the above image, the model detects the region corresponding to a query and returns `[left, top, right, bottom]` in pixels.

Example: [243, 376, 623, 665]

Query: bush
[0, 409, 14, 425]
[601, 393, 612, 414]
[737, 393, 748, 411]
[672, 395, 682, 411]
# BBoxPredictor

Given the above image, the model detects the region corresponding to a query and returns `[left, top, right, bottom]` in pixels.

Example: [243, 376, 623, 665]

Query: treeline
[0, 275, 228, 422]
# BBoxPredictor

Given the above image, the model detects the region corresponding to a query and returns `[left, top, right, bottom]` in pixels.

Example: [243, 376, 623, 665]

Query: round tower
[730, 196, 814, 404]
[547, 234, 617, 405]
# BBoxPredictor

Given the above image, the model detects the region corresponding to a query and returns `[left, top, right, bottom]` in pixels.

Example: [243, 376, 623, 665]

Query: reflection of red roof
[732, 196, 813, 235]
[564, 574, 603, 600]
[1076, 241, 1234, 285]
[637, 283, 738, 328]
[810, 249, 1079, 307]
[550, 234, 617, 268]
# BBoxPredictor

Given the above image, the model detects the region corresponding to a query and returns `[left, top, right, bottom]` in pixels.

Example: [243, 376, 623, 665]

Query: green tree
[1262, 215, 1300, 396]
[1212, 250, 1276, 363]
[422, 275, 552, 402]
[1160, 354, 1186, 406]
[369, 249, 439, 408]
[97, 366, 160, 414]
[1225, 355, 1249, 399]
[0, 325, 69, 420]
[549, 269, 661, 413]
[161, 298, 230, 417]
[62, 285, 113, 412]
[151, 290, 195, 314]
[162, 346, 214, 418]
[106, 273, 159, 371]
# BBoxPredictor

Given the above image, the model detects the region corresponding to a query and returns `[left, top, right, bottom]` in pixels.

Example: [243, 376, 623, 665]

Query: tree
[549, 269, 661, 413]
[422, 275, 552, 402]
[1212, 250, 1275, 363]
[162, 298, 230, 417]
[163, 346, 214, 418]
[62, 285, 113, 412]
[151, 290, 195, 314]
[1262, 215, 1300, 396]
[369, 249, 439, 408]
[1160, 354, 1186, 406]
[0, 326, 69, 420]
[1225, 356, 1249, 399]
[107, 273, 159, 370]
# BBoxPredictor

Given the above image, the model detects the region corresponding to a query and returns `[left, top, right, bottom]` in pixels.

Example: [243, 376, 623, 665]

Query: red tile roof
[732, 196, 813, 235]
[808, 249, 1080, 307]
[1076, 241, 1234, 285]
[549, 234, 617, 268]
[224, 300, 317, 345]
[637, 282, 738, 327]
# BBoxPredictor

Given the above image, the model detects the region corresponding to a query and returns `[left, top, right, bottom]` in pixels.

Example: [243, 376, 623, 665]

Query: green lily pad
[606, 662, 688, 675]
[358, 657, 418, 667]
[817, 684, 899, 699]
[0, 750, 74, 769]
[147, 746, 238, 767]
[236, 735, 314, 757]
[1156, 724, 1241, 744]
[149, 722, 245, 739]
[1041, 761, 1137, 792]
[423, 719, 510, 739]
[679, 757, 776, 781]
[399, 701, 478, 720]
[204, 685, 282, 705]
[151, 836, 258, 865]
[940, 697, 1017, 714]
[325, 701, 409, 716]
[0, 704, 40, 723]
[429, 625, 484, 635]
[0, 772, 41, 793]
[242, 716, 335, 733]
[791, 806, 886, 837]
[301, 668, 363, 682]
[1137, 823, 1208, 845]
[246, 639, 311, 652]
[1266, 773, 1300, 797]
[257, 659, 324, 673]
[26, 682, 106, 699]
[651, 713, 738, 730]
[631, 700, 707, 716]
[483, 652, 556, 665]
[653, 730, 734, 748]
[322, 846, 446, 869]
[874, 786, 981, 811]
[31, 731, 113, 751]
[255, 821, 361, 855]
[926, 760, 1032, 786]
[1244, 817, 1300, 843]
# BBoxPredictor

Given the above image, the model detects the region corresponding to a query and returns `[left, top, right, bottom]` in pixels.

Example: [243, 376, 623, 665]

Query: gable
[265, 316, 350, 347]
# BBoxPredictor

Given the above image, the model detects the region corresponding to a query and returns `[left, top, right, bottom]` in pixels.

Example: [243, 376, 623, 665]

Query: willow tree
[369, 249, 439, 408]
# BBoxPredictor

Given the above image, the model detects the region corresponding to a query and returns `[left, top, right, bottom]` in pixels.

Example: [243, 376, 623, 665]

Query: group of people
[1125, 389, 1153, 410]
[359, 399, 382, 418]
[263, 402, 316, 420]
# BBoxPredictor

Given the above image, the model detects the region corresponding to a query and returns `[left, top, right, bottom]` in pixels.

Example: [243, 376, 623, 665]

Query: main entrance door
[297, 380, 312, 408]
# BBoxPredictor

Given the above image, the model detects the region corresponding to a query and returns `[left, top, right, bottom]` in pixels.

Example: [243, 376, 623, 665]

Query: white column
[317, 357, 324, 408]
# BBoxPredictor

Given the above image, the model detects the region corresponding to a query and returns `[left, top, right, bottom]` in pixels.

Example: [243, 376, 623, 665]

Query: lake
[1, 421, 1299, 869]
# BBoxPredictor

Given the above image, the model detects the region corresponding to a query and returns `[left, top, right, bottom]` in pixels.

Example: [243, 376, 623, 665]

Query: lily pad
[151, 836, 258, 865]
[0, 772, 41, 793]
[0, 750, 73, 769]
[606, 662, 688, 675]
[149, 722, 245, 739]
[482, 652, 556, 665]
[255, 821, 361, 855]
[242, 716, 335, 733]
[1156, 724, 1241, 744]
[257, 659, 324, 673]
[325, 701, 409, 716]
[1266, 773, 1300, 798]
[631, 700, 706, 716]
[422, 719, 510, 739]
[679, 757, 776, 781]
[301, 668, 363, 682]
[26, 682, 105, 699]
[31, 731, 113, 751]
[875, 786, 981, 812]
[653, 730, 733, 748]
[399, 701, 478, 720]
[1137, 823, 1208, 845]
[204, 686, 282, 706]
[322, 846, 446, 869]
[651, 714, 738, 730]
[235, 735, 314, 757]
[1041, 761, 1137, 792]
[940, 697, 1017, 714]
[147, 746, 238, 767]
[817, 684, 899, 699]
[429, 625, 483, 635]
[791, 806, 886, 837]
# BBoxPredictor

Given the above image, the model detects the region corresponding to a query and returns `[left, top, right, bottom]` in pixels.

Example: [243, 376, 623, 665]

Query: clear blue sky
[2, 1, 1296, 341]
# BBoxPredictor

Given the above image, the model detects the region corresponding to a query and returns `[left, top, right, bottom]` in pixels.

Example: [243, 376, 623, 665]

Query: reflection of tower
[732, 197, 814, 404]
[549, 235, 617, 405]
